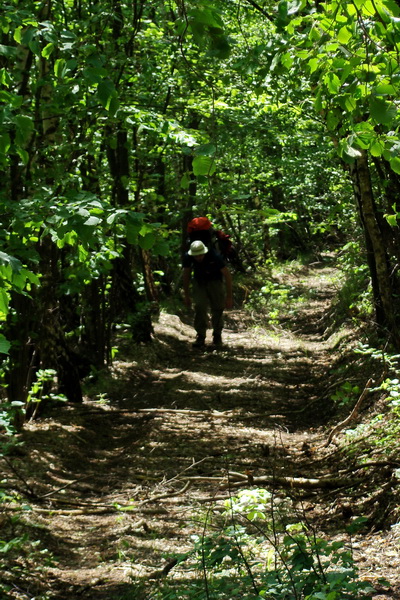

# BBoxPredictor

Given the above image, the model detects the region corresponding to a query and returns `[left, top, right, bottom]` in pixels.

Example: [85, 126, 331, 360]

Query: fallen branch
[163, 456, 214, 485]
[220, 474, 362, 490]
[325, 378, 373, 446]
[148, 558, 180, 580]
[136, 408, 237, 418]
[1, 455, 36, 498]
[181, 476, 226, 483]
[181, 470, 363, 491]
[39, 477, 87, 498]
[139, 480, 191, 506]
[196, 495, 232, 503]
[3, 504, 168, 516]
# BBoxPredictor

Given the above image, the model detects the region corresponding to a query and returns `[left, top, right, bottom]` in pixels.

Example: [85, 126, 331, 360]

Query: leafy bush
[0, 495, 53, 600]
[145, 489, 375, 600]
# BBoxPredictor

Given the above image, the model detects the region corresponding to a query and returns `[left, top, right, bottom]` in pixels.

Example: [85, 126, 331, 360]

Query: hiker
[182, 240, 233, 347]
[186, 216, 239, 267]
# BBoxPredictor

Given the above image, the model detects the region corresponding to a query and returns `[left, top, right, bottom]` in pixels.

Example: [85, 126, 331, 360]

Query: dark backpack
[187, 217, 237, 264]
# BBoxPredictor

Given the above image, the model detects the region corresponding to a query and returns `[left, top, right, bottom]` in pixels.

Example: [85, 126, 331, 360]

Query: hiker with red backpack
[182, 218, 233, 348]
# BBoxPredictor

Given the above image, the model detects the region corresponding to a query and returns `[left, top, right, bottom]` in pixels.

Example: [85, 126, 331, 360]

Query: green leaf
[42, 42, 55, 58]
[308, 57, 319, 74]
[22, 26, 37, 46]
[126, 222, 141, 244]
[0, 44, 17, 58]
[77, 207, 90, 218]
[152, 240, 169, 256]
[0, 133, 11, 156]
[14, 115, 34, 145]
[97, 80, 119, 113]
[84, 216, 101, 226]
[28, 40, 42, 56]
[281, 52, 293, 69]
[192, 155, 216, 176]
[139, 232, 156, 250]
[0, 288, 9, 318]
[189, 21, 206, 46]
[324, 72, 341, 94]
[326, 110, 340, 131]
[314, 90, 323, 112]
[288, 0, 306, 15]
[16, 147, 29, 164]
[345, 145, 362, 158]
[370, 139, 385, 157]
[0, 67, 12, 86]
[0, 334, 10, 355]
[385, 214, 398, 226]
[194, 143, 216, 156]
[308, 24, 321, 41]
[54, 58, 67, 78]
[277, 0, 289, 27]
[0, 251, 22, 273]
[108, 95, 119, 116]
[139, 223, 154, 236]
[83, 67, 108, 84]
[390, 156, 400, 174]
[106, 209, 128, 225]
[337, 26, 352, 44]
[375, 82, 397, 95]
[209, 32, 231, 59]
[189, 8, 224, 29]
[370, 97, 397, 125]
[13, 26, 22, 44]
[180, 172, 191, 190]
[23, 269, 40, 286]
[375, 0, 398, 22]
[344, 95, 357, 112]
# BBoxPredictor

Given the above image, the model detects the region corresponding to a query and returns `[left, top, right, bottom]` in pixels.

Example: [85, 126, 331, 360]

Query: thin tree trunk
[107, 126, 154, 342]
[37, 235, 83, 405]
[350, 150, 400, 344]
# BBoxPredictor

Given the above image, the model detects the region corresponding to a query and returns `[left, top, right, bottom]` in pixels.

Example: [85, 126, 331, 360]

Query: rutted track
[6, 263, 399, 599]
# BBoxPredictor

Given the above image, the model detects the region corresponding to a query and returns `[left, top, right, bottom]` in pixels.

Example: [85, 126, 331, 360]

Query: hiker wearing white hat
[182, 240, 233, 348]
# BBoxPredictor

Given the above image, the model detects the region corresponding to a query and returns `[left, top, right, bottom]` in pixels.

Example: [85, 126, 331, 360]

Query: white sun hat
[188, 240, 209, 256]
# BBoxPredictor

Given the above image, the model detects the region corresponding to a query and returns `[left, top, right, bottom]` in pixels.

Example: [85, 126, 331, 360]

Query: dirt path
[6, 263, 400, 599]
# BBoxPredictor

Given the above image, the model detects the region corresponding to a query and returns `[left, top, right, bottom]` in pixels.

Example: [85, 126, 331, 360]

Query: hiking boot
[212, 334, 223, 347]
[192, 335, 206, 348]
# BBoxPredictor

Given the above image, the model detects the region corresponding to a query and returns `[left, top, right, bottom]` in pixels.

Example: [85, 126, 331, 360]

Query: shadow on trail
[14, 268, 344, 600]
[119, 322, 336, 433]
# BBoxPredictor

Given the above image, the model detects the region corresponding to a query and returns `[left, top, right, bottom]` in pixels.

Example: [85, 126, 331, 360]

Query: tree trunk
[350, 151, 400, 345]
[36, 235, 83, 404]
[80, 277, 108, 370]
[5, 294, 37, 429]
[106, 126, 154, 343]
[181, 114, 202, 252]
[181, 154, 197, 253]
[109, 249, 153, 343]
[141, 249, 159, 303]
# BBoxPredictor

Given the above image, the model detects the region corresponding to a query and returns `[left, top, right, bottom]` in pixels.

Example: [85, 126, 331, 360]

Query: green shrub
[145, 489, 376, 600]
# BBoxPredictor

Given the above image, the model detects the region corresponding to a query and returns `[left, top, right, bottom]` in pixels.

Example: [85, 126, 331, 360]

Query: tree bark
[36, 235, 83, 404]
[350, 150, 400, 345]
[106, 126, 154, 343]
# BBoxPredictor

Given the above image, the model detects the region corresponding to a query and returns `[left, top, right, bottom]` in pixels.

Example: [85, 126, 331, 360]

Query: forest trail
[8, 262, 399, 599]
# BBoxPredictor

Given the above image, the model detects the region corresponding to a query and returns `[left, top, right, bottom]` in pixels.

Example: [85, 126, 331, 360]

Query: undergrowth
[0, 251, 399, 599]
[137, 488, 380, 600]
[0, 492, 53, 600]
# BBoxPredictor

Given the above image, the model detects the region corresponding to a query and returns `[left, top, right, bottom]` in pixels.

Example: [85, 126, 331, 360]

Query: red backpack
[187, 217, 234, 260]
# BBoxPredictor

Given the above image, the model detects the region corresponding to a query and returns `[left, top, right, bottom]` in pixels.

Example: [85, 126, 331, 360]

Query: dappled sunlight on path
[7, 264, 398, 599]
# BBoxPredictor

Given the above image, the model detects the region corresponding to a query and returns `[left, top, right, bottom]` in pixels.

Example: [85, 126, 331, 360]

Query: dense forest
[2, 0, 400, 598]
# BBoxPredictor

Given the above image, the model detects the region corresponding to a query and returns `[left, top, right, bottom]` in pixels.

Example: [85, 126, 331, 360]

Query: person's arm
[221, 266, 233, 309]
[183, 267, 192, 307]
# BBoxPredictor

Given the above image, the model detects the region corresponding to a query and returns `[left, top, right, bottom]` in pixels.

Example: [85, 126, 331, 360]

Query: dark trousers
[192, 279, 225, 338]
